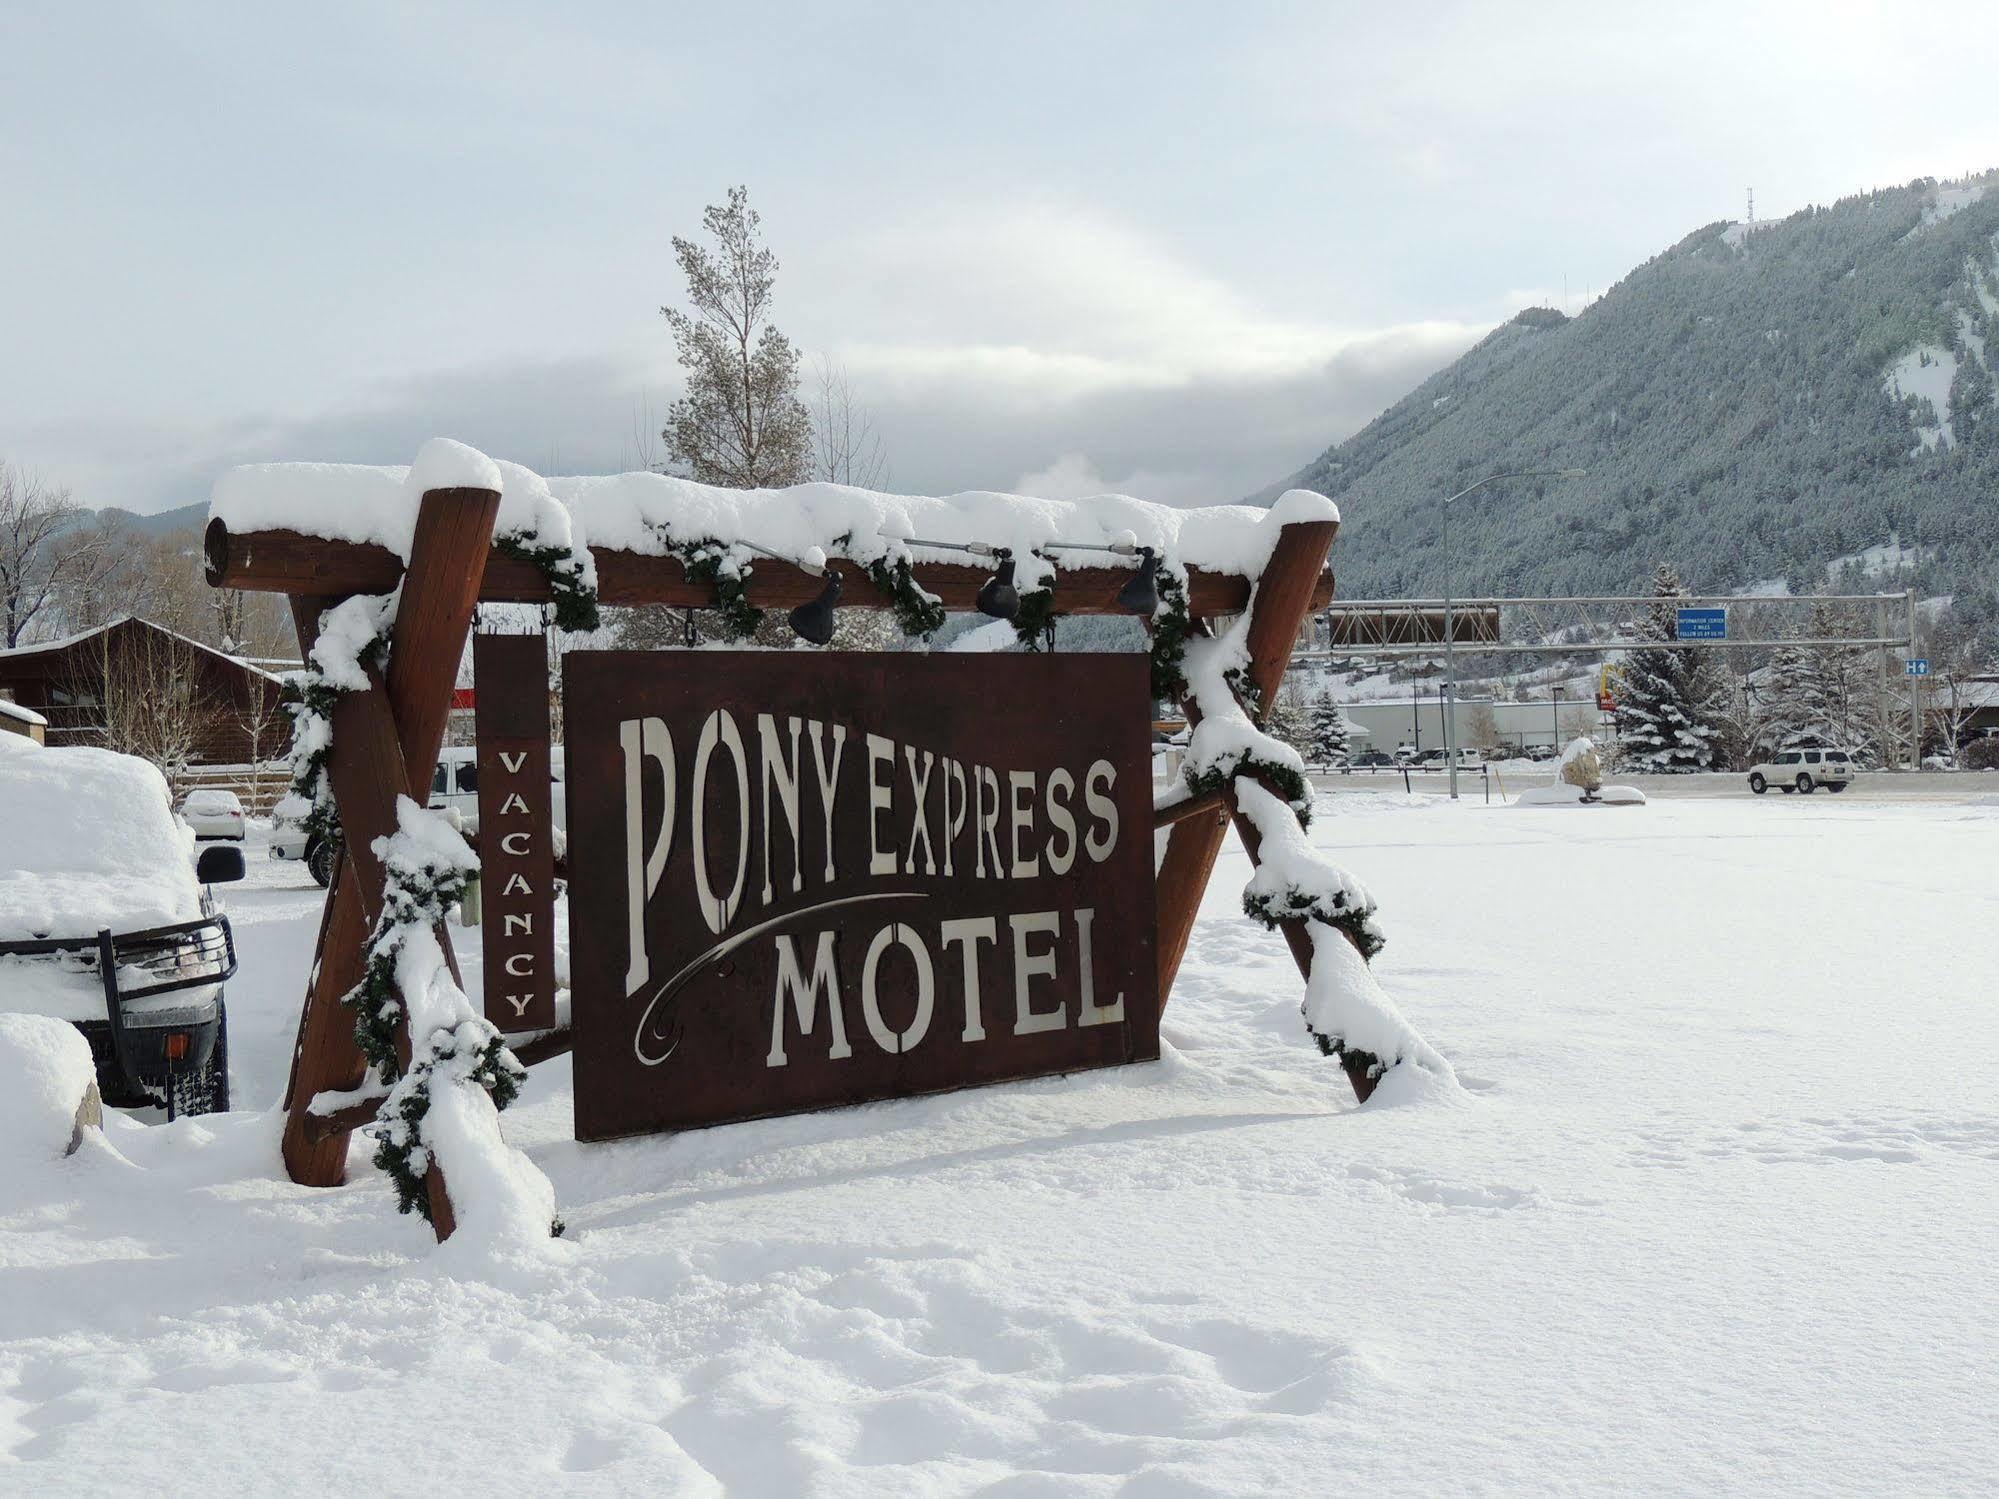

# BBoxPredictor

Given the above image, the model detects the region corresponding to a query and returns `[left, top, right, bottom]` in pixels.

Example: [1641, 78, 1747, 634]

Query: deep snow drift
[3, 789, 1997, 1495]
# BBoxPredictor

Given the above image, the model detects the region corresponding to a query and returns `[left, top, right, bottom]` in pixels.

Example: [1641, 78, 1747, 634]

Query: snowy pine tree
[1265, 690, 1313, 760]
[1307, 695, 1354, 766]
[1615, 564, 1725, 771]
[1765, 632, 1833, 751]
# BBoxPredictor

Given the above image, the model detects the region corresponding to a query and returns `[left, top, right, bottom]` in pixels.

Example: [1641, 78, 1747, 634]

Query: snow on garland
[492, 458, 600, 634]
[664, 537, 765, 640]
[865, 553, 947, 640]
[495, 535, 600, 632]
[281, 592, 394, 855]
[1175, 605, 1452, 1088]
[355, 798, 553, 1243]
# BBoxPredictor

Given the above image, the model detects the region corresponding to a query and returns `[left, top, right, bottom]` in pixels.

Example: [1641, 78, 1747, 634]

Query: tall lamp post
[1443, 467, 1587, 799]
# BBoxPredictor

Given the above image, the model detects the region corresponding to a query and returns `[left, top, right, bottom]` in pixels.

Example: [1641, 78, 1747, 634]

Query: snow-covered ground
[6, 790, 1998, 1495]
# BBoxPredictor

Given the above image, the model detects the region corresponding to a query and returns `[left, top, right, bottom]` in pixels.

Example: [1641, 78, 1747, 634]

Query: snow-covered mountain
[1259, 173, 1999, 632]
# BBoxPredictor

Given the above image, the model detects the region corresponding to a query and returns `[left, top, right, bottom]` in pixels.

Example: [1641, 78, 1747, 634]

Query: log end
[203, 516, 232, 588]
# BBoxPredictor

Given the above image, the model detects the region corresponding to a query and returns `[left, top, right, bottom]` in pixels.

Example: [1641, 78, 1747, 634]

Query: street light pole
[1442, 467, 1587, 800]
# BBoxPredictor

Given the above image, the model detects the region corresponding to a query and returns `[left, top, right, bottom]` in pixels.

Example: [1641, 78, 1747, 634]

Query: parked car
[272, 745, 567, 886]
[0, 736, 243, 1117]
[1748, 747, 1855, 795]
[1349, 751, 1396, 770]
[179, 787, 246, 841]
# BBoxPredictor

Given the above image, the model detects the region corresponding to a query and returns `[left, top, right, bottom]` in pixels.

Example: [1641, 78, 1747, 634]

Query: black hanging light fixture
[739, 540, 844, 645]
[788, 568, 842, 645]
[1036, 537, 1160, 616]
[975, 550, 1018, 621]
[1115, 547, 1159, 615]
[903, 536, 1020, 622]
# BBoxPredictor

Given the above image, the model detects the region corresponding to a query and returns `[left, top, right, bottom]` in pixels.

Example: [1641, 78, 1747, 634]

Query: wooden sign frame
[206, 505, 1357, 1239]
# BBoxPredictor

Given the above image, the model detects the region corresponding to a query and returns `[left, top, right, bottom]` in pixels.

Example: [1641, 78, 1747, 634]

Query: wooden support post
[1149, 519, 1380, 1101]
[1154, 521, 1337, 998]
[278, 488, 501, 1240]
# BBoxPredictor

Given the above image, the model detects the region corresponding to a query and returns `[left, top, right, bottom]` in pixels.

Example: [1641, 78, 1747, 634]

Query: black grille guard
[0, 914, 236, 1100]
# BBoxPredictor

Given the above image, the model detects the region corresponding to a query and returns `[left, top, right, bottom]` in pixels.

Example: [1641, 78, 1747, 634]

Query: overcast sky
[5, 2, 1997, 515]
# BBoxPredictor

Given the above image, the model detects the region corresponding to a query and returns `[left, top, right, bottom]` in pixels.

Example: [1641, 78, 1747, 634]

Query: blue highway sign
[1676, 607, 1727, 641]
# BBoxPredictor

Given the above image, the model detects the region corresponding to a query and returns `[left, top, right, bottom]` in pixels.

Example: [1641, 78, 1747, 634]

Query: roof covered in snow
[0, 615, 283, 684]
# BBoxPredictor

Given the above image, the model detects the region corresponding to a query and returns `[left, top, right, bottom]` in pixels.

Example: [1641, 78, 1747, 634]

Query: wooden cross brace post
[279, 487, 501, 1239]
[208, 509, 1353, 1184]
[1149, 518, 1383, 1103]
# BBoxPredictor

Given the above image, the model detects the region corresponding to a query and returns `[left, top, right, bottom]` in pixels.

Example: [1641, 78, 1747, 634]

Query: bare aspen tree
[0, 462, 113, 647]
[660, 187, 813, 488]
[813, 357, 889, 489]
[86, 629, 221, 797]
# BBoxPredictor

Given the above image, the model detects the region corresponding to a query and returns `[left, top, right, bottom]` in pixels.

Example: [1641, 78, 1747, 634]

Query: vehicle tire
[305, 835, 338, 888]
[167, 1000, 229, 1117]
[1826, 781, 1847, 793]
[1796, 773, 1815, 794]
[1749, 773, 1767, 794]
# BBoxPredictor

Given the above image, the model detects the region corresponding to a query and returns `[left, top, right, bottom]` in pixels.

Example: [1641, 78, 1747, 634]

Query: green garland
[1011, 588, 1059, 650]
[348, 821, 525, 1224]
[347, 838, 476, 1074]
[865, 556, 947, 640]
[495, 535, 601, 632]
[1184, 748, 1314, 829]
[1243, 885, 1384, 961]
[1147, 568, 1192, 700]
[670, 539, 764, 641]
[376, 1030, 523, 1222]
[281, 620, 388, 855]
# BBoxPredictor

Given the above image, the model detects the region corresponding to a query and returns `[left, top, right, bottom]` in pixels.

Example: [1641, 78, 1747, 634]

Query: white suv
[1748, 748, 1855, 795]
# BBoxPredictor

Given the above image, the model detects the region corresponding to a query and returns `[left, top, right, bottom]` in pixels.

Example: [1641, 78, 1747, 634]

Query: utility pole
[1874, 595, 1891, 769]
[1907, 587, 1922, 770]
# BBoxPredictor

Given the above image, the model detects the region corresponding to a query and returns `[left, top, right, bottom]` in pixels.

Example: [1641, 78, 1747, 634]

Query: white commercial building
[1337, 694, 1606, 758]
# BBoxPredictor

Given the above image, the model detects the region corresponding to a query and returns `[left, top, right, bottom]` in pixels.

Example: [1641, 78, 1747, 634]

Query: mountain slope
[1266, 174, 1999, 626]
[95, 500, 207, 538]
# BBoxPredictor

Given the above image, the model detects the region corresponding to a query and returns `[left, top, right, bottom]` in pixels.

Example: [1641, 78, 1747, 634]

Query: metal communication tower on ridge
[1747, 187, 1755, 224]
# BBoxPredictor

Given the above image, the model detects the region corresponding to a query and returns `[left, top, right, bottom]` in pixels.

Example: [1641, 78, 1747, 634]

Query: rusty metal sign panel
[473, 630, 557, 1032]
[562, 651, 1159, 1141]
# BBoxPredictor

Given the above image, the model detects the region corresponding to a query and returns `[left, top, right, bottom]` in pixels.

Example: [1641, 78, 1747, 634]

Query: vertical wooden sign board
[473, 630, 556, 1031]
[562, 652, 1159, 1142]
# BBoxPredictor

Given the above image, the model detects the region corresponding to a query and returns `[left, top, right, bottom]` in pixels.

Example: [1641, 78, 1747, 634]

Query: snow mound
[0, 1014, 99, 1159]
[405, 436, 502, 497]
[0, 745, 199, 940]
[1515, 783, 1646, 807]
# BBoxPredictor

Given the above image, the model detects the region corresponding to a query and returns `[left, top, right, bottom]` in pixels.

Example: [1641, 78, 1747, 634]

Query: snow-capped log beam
[202, 519, 1335, 618]
[279, 486, 502, 1236]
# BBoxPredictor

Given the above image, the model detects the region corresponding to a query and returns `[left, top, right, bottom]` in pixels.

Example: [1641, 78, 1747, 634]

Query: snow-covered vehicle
[273, 744, 567, 886]
[0, 736, 243, 1117]
[1748, 747, 1855, 795]
[179, 787, 247, 840]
